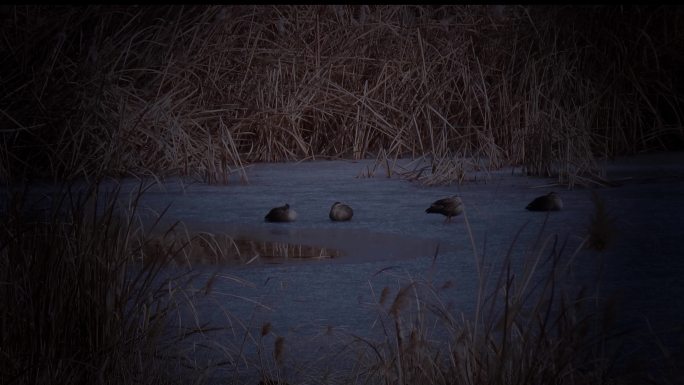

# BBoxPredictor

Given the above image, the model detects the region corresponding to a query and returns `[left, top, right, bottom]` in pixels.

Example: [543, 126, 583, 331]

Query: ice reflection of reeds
[146, 232, 341, 266]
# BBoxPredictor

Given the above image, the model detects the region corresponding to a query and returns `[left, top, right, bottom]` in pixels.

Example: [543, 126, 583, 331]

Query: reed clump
[0, 182, 218, 384]
[347, 222, 679, 385]
[146, 230, 340, 266]
[1, 6, 682, 186]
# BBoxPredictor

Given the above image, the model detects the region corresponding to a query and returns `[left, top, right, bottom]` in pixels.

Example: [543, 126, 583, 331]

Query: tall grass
[0, 180, 341, 385]
[0, 181, 219, 384]
[1, 5, 682, 186]
[346, 216, 674, 385]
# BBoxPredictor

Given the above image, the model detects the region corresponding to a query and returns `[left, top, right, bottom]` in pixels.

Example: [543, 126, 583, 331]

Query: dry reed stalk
[345, 203, 675, 385]
[0, 181, 229, 384]
[586, 190, 617, 252]
[1, 5, 682, 186]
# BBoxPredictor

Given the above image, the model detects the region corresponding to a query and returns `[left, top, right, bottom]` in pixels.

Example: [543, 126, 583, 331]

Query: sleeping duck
[264, 203, 297, 222]
[329, 202, 353, 221]
[525, 192, 563, 211]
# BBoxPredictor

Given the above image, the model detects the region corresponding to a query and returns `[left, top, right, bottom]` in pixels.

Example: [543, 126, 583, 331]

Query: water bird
[329, 202, 353, 221]
[264, 203, 297, 222]
[526, 192, 563, 211]
[426, 195, 464, 223]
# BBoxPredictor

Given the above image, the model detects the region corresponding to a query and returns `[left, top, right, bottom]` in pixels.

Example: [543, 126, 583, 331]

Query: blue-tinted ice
[5, 153, 684, 381]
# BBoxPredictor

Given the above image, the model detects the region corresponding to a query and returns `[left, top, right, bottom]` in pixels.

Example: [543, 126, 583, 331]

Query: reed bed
[342, 218, 673, 385]
[146, 230, 341, 266]
[1, 5, 682, 186]
[0, 182, 223, 384]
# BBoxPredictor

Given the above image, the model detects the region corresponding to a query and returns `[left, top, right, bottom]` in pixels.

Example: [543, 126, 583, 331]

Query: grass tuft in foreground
[0, 181, 217, 384]
[341, 217, 679, 385]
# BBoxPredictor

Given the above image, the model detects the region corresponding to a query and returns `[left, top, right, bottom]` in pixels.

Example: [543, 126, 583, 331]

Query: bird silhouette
[525, 192, 563, 211]
[329, 202, 353, 221]
[426, 195, 464, 223]
[264, 203, 297, 222]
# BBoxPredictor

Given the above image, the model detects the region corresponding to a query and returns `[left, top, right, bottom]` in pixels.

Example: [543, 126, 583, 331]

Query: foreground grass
[337, 209, 681, 385]
[0, 182, 219, 384]
[349, 227, 620, 385]
[1, 5, 683, 186]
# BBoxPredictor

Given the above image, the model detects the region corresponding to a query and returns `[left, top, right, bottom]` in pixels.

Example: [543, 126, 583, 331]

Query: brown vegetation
[145, 230, 340, 266]
[0, 183, 215, 384]
[348, 225, 674, 385]
[586, 190, 617, 251]
[1, 5, 683, 186]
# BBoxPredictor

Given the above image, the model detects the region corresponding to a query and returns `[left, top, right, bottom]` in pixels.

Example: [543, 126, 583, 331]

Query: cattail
[586, 190, 616, 251]
[389, 284, 414, 318]
[274, 336, 285, 365]
[261, 322, 272, 337]
[379, 286, 390, 305]
[407, 328, 420, 354]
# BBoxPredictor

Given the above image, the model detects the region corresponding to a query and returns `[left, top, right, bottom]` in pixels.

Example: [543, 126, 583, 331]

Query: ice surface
[124, 153, 684, 378]
[4, 152, 684, 379]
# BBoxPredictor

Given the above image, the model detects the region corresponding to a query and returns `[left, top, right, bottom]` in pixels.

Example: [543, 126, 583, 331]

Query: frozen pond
[5, 152, 684, 381]
[138, 153, 684, 379]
